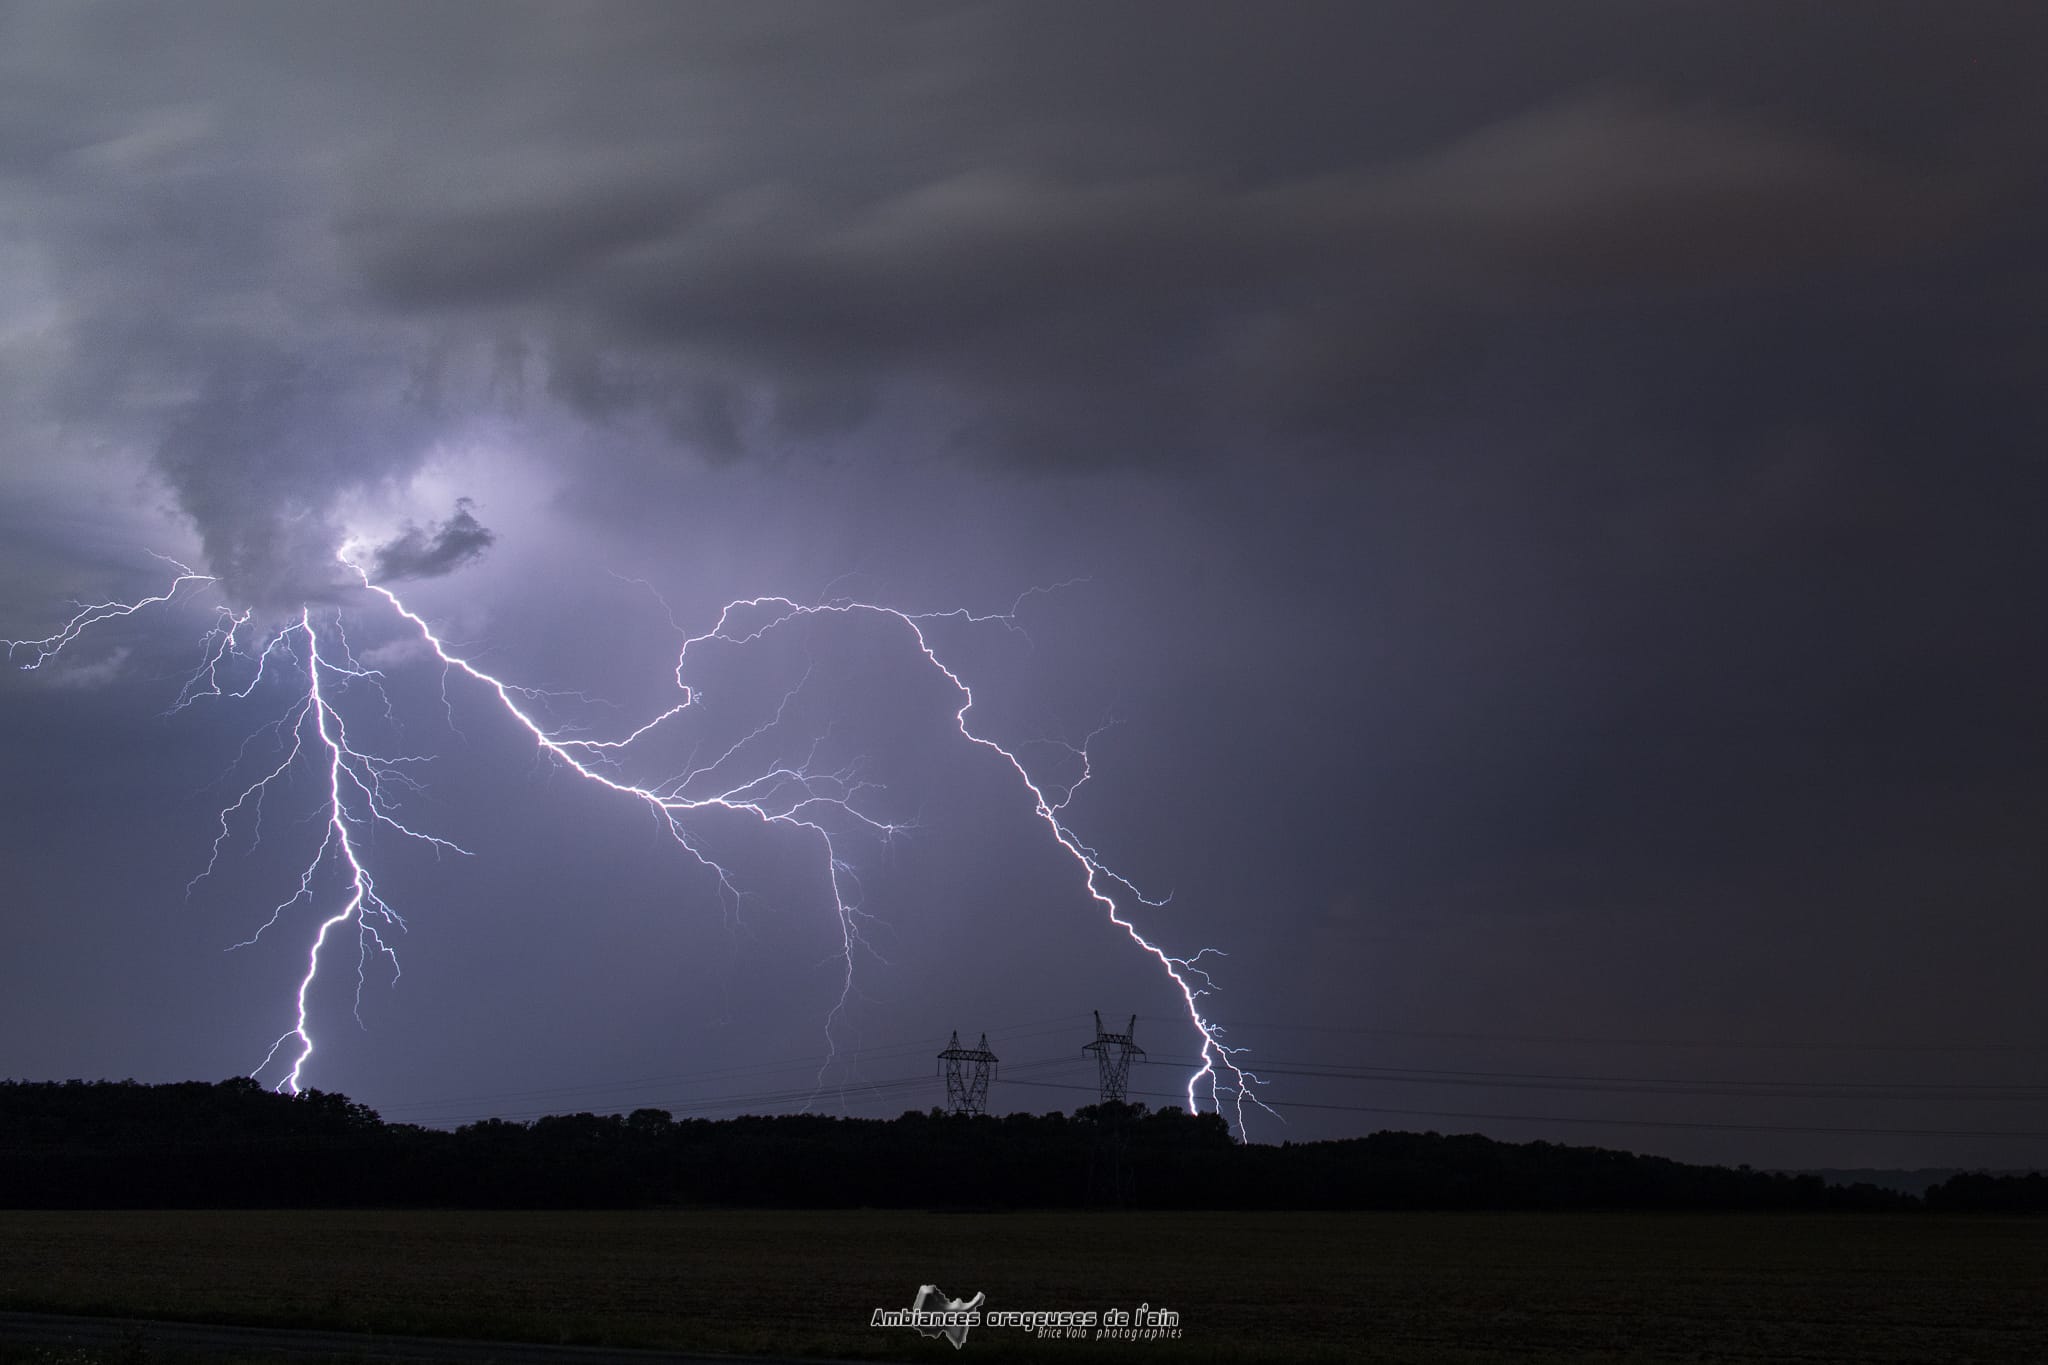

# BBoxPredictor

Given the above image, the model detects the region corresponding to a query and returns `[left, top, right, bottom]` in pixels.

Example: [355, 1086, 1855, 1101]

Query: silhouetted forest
[4, 1078, 2031, 1211]
[1924, 1170, 2048, 1212]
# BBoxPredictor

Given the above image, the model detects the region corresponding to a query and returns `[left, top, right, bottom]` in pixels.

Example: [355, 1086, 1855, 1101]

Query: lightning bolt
[224, 609, 469, 1094]
[2, 551, 214, 670]
[5, 552, 1271, 1131]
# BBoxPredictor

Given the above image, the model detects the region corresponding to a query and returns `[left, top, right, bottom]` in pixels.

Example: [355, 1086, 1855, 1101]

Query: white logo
[870, 1283, 987, 1350]
[871, 1286, 1182, 1346]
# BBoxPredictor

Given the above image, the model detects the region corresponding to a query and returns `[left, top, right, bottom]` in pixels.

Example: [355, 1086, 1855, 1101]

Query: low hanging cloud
[43, 645, 132, 691]
[0, 1, 2028, 594]
[339, 92, 1980, 472]
[369, 499, 497, 582]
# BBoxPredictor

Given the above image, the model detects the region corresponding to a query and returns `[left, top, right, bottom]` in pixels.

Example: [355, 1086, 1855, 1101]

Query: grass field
[0, 1209, 2043, 1363]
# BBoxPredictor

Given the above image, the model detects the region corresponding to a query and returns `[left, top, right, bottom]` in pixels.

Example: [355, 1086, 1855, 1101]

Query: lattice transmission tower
[937, 1030, 1000, 1115]
[1083, 1011, 1146, 1104]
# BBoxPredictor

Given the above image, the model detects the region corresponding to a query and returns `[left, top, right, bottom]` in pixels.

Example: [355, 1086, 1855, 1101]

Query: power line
[1139, 1056, 2048, 1102]
[395, 1043, 2048, 1131]
[392, 1056, 1087, 1127]
[999, 1078, 2048, 1141]
[368, 1011, 2048, 1135]
[376, 1013, 1093, 1120]
[1207, 1020, 2048, 1055]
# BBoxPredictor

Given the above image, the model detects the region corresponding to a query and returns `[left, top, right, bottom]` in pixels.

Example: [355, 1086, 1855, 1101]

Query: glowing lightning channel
[6, 553, 1271, 1131]
[183, 607, 470, 1094]
[354, 570, 1270, 1130]
[3, 553, 215, 671]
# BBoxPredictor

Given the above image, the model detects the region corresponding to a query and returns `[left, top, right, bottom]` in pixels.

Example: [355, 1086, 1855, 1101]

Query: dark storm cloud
[370, 499, 496, 582]
[5, 1, 2032, 546]
[341, 91, 1978, 466]
[1280, 93, 1973, 282]
[145, 345, 443, 604]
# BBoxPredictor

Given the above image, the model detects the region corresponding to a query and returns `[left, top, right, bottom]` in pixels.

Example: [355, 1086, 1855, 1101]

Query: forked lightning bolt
[5, 553, 1271, 1131]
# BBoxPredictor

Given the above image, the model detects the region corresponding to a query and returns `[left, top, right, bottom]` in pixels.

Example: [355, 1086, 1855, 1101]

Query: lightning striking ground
[5, 554, 1270, 1131]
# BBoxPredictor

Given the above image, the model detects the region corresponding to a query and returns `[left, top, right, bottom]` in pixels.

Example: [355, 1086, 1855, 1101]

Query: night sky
[1, 3, 2042, 1171]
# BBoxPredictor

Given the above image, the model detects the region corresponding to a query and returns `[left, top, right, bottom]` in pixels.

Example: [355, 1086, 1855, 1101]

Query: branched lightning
[2, 552, 214, 670]
[6, 552, 1270, 1131]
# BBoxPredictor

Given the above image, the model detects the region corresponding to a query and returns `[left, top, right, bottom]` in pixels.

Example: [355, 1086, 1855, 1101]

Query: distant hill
[1787, 1169, 2039, 1198]
[0, 1077, 2009, 1212]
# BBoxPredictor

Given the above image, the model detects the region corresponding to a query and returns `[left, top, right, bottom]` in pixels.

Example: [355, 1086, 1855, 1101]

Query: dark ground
[1, 1209, 2044, 1363]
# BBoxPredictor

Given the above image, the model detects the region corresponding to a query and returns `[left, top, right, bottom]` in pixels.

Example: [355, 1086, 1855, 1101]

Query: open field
[0, 1209, 2043, 1363]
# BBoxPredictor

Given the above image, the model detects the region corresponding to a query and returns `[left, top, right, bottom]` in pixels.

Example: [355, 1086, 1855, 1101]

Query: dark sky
[1, 1, 2043, 1169]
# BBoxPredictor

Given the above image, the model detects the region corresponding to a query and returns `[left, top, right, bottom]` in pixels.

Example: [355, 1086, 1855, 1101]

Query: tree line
[2, 1078, 2034, 1211]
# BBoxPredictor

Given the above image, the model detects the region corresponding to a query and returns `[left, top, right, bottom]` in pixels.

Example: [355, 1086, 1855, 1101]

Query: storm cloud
[370, 499, 497, 582]
[3, 1, 2029, 592]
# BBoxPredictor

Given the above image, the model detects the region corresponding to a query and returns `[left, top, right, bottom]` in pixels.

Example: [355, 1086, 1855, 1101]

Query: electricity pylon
[937, 1030, 999, 1115]
[1083, 1011, 1145, 1103]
